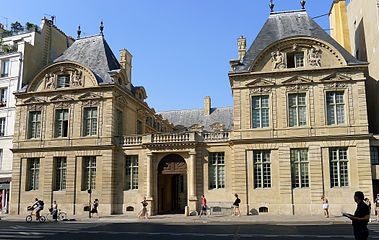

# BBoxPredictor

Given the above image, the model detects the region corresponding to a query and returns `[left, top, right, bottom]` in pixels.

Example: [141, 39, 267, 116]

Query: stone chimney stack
[120, 48, 133, 84]
[238, 36, 246, 61]
[204, 96, 211, 115]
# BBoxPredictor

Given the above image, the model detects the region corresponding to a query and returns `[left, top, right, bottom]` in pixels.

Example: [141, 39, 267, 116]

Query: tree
[11, 21, 23, 33]
[25, 22, 36, 31]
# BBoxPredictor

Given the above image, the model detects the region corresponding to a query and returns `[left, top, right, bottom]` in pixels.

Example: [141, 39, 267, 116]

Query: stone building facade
[10, 7, 376, 217]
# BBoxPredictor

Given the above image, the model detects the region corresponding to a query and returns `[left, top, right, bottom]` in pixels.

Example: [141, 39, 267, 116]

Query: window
[28, 111, 41, 139]
[326, 92, 345, 125]
[137, 120, 143, 134]
[57, 75, 70, 88]
[54, 157, 67, 191]
[1, 60, 9, 77]
[370, 147, 379, 165]
[0, 149, 2, 170]
[330, 148, 349, 187]
[253, 150, 271, 188]
[288, 93, 307, 127]
[125, 155, 138, 190]
[287, 52, 304, 68]
[82, 156, 96, 190]
[0, 88, 7, 107]
[209, 152, 225, 189]
[83, 107, 97, 136]
[252, 96, 269, 128]
[291, 149, 309, 188]
[0, 118, 5, 136]
[55, 109, 69, 137]
[27, 158, 40, 191]
[115, 110, 123, 136]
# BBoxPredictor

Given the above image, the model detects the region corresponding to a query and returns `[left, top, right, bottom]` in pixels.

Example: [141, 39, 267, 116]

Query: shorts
[323, 203, 329, 209]
[201, 205, 207, 211]
[233, 205, 239, 208]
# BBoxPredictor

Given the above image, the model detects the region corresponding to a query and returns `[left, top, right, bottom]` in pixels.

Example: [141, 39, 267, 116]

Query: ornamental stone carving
[271, 50, 286, 70]
[323, 82, 348, 90]
[44, 73, 55, 89]
[71, 70, 83, 86]
[210, 122, 225, 132]
[250, 87, 272, 94]
[307, 46, 322, 67]
[285, 85, 309, 92]
[189, 124, 204, 132]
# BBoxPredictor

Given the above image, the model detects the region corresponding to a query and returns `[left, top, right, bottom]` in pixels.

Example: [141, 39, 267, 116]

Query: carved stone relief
[71, 70, 83, 86]
[271, 50, 286, 70]
[210, 122, 225, 132]
[285, 85, 310, 92]
[44, 73, 55, 89]
[307, 46, 322, 67]
[250, 87, 272, 94]
[189, 124, 204, 132]
[323, 82, 348, 90]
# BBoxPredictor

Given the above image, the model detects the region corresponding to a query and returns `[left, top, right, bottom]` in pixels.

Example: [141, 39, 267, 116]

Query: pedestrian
[375, 194, 379, 222]
[91, 199, 99, 218]
[232, 193, 241, 216]
[364, 198, 371, 222]
[52, 200, 58, 221]
[321, 195, 329, 218]
[138, 197, 148, 219]
[345, 191, 370, 240]
[198, 194, 208, 218]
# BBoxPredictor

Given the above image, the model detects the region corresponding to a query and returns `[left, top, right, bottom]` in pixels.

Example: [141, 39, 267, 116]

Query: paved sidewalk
[3, 213, 376, 225]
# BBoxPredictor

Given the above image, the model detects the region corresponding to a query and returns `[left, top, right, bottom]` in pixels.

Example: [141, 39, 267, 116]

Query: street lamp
[88, 188, 92, 218]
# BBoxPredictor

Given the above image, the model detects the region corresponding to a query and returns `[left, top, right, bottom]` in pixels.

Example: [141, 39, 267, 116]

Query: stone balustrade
[202, 132, 230, 142]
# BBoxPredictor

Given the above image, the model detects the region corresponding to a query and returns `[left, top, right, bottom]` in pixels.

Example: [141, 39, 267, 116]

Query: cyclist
[32, 198, 44, 220]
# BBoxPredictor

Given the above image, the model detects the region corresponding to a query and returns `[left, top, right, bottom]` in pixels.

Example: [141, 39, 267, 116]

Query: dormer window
[57, 75, 70, 88]
[287, 52, 304, 68]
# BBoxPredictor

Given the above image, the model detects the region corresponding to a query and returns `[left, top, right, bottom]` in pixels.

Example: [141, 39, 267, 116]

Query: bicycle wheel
[58, 212, 67, 221]
[45, 213, 50, 222]
[26, 215, 32, 223]
[39, 216, 46, 223]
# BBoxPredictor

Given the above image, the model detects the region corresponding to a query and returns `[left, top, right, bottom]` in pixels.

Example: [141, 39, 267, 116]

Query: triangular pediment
[115, 95, 128, 105]
[282, 75, 312, 85]
[245, 78, 275, 87]
[50, 94, 74, 102]
[78, 92, 102, 100]
[23, 97, 46, 104]
[320, 73, 352, 82]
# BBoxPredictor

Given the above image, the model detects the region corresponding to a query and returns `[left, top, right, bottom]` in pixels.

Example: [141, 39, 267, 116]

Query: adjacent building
[0, 17, 73, 213]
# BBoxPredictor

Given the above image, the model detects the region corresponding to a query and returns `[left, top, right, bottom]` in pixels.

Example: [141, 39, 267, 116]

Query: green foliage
[25, 22, 36, 31]
[10, 21, 23, 32]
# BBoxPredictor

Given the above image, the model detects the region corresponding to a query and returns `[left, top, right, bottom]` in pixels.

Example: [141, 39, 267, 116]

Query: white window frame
[0, 117, 5, 136]
[1, 60, 10, 77]
[326, 91, 345, 125]
[291, 149, 309, 188]
[209, 152, 225, 189]
[329, 148, 349, 187]
[252, 95, 270, 128]
[83, 107, 97, 136]
[288, 93, 307, 127]
[0, 88, 7, 107]
[253, 150, 271, 188]
[125, 155, 138, 190]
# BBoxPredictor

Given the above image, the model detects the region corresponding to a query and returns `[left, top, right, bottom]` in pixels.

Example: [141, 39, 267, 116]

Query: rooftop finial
[77, 25, 81, 39]
[269, 0, 274, 12]
[100, 20, 104, 35]
[301, 0, 306, 9]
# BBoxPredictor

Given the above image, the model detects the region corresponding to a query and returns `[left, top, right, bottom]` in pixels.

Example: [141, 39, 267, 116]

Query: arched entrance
[158, 154, 187, 214]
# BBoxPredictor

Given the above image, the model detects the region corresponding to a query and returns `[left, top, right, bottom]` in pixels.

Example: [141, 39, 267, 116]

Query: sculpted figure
[271, 50, 285, 69]
[44, 73, 55, 89]
[72, 70, 83, 86]
[308, 46, 322, 67]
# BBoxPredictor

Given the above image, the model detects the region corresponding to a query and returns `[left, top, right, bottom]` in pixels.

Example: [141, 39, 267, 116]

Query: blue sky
[2, 0, 338, 111]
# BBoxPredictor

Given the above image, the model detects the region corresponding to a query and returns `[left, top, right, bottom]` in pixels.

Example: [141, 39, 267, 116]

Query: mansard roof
[233, 9, 365, 73]
[54, 34, 121, 84]
[157, 107, 233, 131]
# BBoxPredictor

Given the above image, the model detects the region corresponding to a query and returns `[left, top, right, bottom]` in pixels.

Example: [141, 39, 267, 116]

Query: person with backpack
[32, 198, 44, 220]
[232, 193, 241, 216]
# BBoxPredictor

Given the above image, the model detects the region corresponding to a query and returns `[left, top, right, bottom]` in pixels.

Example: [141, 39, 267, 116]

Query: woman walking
[91, 199, 99, 218]
[138, 197, 149, 219]
[321, 196, 329, 218]
[232, 194, 241, 216]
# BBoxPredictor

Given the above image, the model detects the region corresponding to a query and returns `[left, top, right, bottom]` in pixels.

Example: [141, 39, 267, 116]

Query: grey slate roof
[233, 10, 366, 73]
[54, 34, 121, 84]
[158, 107, 234, 131]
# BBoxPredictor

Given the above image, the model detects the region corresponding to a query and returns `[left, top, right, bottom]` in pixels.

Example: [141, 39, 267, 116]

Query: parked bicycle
[45, 207, 67, 221]
[26, 206, 46, 223]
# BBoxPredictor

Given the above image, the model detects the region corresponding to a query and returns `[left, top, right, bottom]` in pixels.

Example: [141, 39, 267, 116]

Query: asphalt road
[0, 220, 379, 239]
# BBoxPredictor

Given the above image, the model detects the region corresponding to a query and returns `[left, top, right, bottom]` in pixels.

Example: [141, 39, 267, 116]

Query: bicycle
[45, 208, 67, 221]
[26, 206, 46, 223]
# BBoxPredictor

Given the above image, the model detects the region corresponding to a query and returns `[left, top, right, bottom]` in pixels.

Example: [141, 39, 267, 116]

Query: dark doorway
[158, 154, 187, 214]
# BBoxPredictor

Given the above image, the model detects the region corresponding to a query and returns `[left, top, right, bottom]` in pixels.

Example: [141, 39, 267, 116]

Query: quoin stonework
[8, 4, 379, 216]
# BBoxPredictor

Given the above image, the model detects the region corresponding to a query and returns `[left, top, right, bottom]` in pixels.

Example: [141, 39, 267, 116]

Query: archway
[157, 154, 187, 214]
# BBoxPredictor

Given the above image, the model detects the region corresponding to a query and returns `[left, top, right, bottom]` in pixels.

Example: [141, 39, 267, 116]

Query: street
[0, 219, 379, 240]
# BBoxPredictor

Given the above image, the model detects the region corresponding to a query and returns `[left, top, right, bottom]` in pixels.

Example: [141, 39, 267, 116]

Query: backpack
[38, 200, 44, 209]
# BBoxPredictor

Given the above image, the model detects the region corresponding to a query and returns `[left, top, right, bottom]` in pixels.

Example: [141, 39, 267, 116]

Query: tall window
[137, 120, 143, 134]
[57, 75, 70, 88]
[54, 157, 67, 191]
[0, 117, 5, 136]
[209, 152, 225, 189]
[370, 147, 379, 165]
[55, 109, 69, 137]
[1, 60, 9, 77]
[125, 155, 138, 190]
[0, 149, 2, 170]
[291, 149, 309, 188]
[115, 109, 123, 136]
[83, 107, 97, 136]
[326, 92, 345, 125]
[0, 88, 7, 107]
[252, 96, 269, 128]
[28, 111, 41, 139]
[82, 156, 96, 190]
[253, 150, 271, 188]
[330, 148, 349, 187]
[288, 93, 307, 127]
[287, 52, 304, 68]
[27, 158, 40, 191]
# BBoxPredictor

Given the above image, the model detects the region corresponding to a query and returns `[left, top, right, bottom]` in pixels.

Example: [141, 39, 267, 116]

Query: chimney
[329, 0, 352, 53]
[119, 48, 133, 84]
[204, 96, 211, 115]
[238, 36, 246, 61]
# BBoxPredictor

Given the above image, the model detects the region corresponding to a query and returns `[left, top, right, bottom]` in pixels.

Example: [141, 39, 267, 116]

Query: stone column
[146, 153, 154, 215]
[188, 152, 197, 213]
